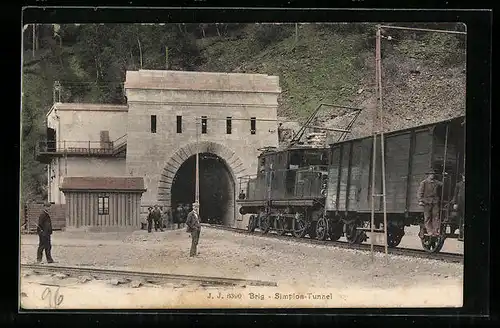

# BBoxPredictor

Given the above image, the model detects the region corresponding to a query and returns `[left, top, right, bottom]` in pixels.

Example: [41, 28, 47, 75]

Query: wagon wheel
[419, 225, 445, 253]
[259, 214, 271, 235]
[329, 221, 343, 241]
[386, 226, 404, 248]
[420, 235, 445, 253]
[345, 221, 364, 244]
[247, 215, 257, 233]
[315, 216, 329, 241]
[275, 215, 287, 236]
[292, 213, 308, 238]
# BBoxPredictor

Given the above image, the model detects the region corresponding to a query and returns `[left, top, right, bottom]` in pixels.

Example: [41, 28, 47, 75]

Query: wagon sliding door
[358, 137, 382, 212]
[337, 141, 362, 212]
[384, 132, 412, 213]
[325, 146, 342, 212]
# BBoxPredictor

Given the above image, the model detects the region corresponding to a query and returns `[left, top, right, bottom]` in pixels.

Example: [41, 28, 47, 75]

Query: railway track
[20, 263, 278, 287]
[202, 224, 464, 263]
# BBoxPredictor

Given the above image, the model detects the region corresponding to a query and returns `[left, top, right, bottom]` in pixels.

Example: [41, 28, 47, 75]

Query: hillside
[21, 23, 466, 202]
[196, 24, 466, 141]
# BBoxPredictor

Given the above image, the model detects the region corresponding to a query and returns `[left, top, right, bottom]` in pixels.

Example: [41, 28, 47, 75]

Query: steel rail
[203, 224, 463, 263]
[20, 263, 278, 287]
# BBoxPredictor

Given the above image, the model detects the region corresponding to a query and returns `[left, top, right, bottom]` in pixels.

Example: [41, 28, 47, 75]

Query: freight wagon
[237, 116, 465, 253]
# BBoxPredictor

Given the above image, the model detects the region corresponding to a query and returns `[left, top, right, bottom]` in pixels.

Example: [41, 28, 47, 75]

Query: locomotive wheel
[247, 215, 257, 233]
[275, 215, 287, 236]
[292, 214, 308, 238]
[345, 222, 364, 244]
[386, 226, 404, 248]
[315, 216, 329, 241]
[259, 214, 271, 235]
[329, 222, 343, 241]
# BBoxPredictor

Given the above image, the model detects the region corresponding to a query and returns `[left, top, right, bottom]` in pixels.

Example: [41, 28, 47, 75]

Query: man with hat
[185, 202, 201, 257]
[152, 205, 163, 232]
[452, 173, 465, 241]
[37, 202, 54, 263]
[146, 206, 154, 233]
[417, 169, 444, 236]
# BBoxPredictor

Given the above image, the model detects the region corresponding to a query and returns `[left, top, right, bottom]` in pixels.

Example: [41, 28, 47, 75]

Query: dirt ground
[20, 226, 463, 309]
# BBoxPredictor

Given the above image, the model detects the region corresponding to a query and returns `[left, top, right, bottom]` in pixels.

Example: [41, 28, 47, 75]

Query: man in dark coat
[185, 202, 201, 257]
[452, 174, 465, 240]
[418, 169, 444, 236]
[37, 202, 54, 263]
[146, 206, 153, 233]
[152, 205, 163, 232]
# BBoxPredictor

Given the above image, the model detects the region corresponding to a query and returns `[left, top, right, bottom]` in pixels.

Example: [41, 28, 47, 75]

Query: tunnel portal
[170, 152, 235, 226]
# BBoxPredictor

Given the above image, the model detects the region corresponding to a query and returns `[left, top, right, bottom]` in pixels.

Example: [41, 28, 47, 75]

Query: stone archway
[157, 141, 247, 226]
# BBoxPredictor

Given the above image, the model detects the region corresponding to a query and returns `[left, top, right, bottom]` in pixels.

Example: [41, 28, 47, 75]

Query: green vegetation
[21, 23, 466, 203]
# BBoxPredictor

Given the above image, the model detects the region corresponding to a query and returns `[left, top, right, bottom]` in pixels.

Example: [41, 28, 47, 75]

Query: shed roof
[60, 177, 146, 192]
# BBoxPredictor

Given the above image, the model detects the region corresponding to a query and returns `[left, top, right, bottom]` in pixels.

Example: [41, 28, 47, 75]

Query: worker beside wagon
[37, 202, 55, 263]
[452, 174, 465, 241]
[418, 169, 444, 237]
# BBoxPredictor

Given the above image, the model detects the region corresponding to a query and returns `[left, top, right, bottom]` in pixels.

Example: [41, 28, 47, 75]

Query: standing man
[185, 202, 201, 257]
[152, 205, 163, 232]
[146, 206, 153, 233]
[452, 174, 465, 241]
[37, 202, 54, 263]
[418, 169, 444, 237]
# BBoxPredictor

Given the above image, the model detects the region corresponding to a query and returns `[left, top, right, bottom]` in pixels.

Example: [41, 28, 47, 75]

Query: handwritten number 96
[42, 287, 64, 308]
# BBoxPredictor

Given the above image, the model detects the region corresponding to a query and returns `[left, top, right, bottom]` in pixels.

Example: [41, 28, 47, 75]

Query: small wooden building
[60, 177, 146, 230]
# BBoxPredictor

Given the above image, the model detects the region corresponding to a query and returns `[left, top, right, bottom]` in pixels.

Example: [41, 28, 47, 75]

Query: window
[176, 115, 182, 133]
[98, 195, 109, 215]
[150, 115, 157, 133]
[250, 117, 256, 135]
[226, 117, 232, 134]
[201, 116, 207, 134]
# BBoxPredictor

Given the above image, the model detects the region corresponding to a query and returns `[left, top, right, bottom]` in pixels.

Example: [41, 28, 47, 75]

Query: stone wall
[124, 70, 281, 226]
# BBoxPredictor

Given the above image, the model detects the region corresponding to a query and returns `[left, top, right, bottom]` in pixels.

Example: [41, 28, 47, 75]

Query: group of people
[145, 203, 193, 233]
[145, 202, 202, 257]
[34, 200, 203, 263]
[418, 168, 465, 240]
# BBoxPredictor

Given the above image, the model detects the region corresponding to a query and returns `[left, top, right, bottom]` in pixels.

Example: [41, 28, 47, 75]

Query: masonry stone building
[37, 69, 281, 229]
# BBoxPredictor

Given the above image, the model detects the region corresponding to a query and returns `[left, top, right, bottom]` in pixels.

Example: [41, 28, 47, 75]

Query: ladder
[369, 25, 389, 262]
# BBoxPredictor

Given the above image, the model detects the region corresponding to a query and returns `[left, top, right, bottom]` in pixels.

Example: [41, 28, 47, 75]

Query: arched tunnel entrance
[171, 152, 235, 226]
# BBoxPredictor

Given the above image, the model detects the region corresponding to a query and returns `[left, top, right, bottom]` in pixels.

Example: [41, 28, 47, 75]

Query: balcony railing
[35, 135, 127, 163]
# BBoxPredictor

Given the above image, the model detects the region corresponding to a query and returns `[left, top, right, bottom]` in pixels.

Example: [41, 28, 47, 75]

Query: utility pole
[195, 118, 200, 204]
[370, 25, 389, 263]
[32, 24, 35, 57]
